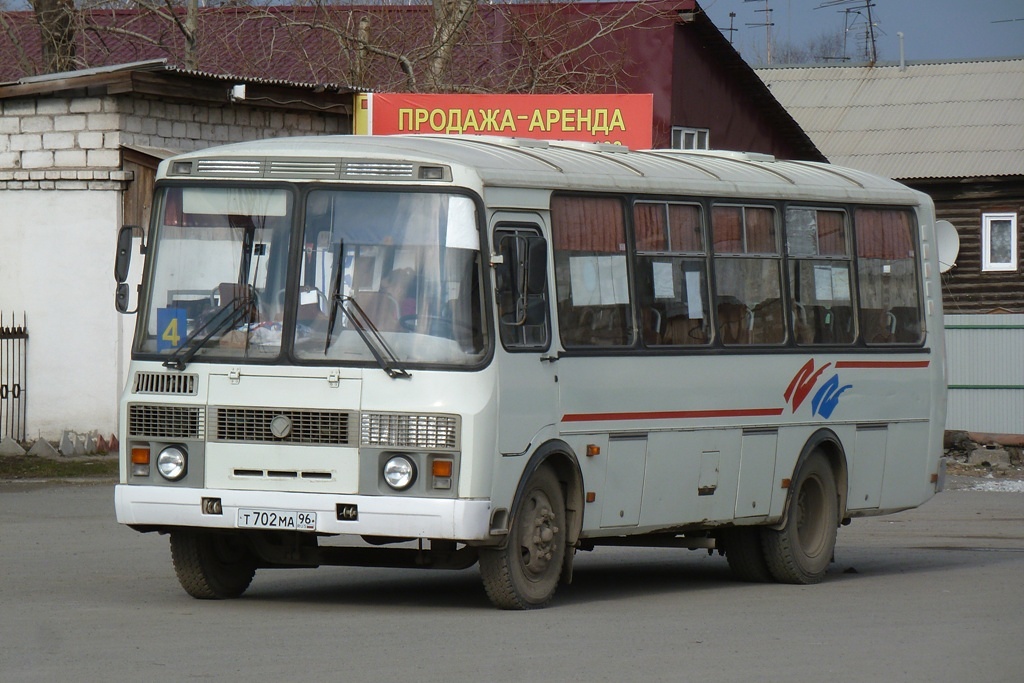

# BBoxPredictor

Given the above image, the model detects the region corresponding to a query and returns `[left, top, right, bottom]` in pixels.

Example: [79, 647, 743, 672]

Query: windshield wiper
[163, 285, 258, 371]
[324, 294, 411, 379]
[322, 240, 409, 379]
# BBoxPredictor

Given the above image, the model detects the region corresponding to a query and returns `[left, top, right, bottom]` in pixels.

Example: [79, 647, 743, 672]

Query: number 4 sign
[157, 308, 187, 351]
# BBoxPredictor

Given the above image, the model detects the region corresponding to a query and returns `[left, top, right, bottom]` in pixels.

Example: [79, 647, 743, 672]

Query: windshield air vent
[269, 160, 342, 179]
[343, 161, 415, 178]
[195, 159, 263, 176]
[133, 372, 198, 396]
[212, 407, 353, 445]
[128, 404, 204, 439]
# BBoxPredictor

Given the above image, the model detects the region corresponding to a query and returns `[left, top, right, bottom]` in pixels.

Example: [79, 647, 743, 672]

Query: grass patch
[0, 454, 119, 480]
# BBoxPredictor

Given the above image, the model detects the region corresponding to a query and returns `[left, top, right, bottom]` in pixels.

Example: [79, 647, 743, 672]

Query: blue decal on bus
[811, 374, 852, 419]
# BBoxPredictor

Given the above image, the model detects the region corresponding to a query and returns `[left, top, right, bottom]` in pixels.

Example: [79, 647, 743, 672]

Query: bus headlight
[156, 446, 188, 481]
[383, 455, 416, 491]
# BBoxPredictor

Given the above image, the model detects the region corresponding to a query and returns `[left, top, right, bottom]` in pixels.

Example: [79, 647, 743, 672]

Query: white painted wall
[0, 188, 131, 440]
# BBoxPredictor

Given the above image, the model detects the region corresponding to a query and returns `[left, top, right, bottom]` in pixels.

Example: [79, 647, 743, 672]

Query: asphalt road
[1, 478, 1022, 683]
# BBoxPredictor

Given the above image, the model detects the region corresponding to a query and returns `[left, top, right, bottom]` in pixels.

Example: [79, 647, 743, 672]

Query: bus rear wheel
[170, 531, 257, 599]
[479, 466, 566, 609]
[719, 527, 773, 582]
[762, 453, 838, 584]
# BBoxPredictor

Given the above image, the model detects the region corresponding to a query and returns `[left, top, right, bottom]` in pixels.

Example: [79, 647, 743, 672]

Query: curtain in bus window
[745, 207, 777, 253]
[855, 208, 923, 345]
[817, 210, 848, 256]
[551, 195, 632, 347]
[712, 206, 743, 253]
[634, 203, 667, 251]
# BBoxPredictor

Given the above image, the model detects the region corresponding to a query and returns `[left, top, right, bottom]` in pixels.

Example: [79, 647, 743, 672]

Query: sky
[700, 0, 1024, 64]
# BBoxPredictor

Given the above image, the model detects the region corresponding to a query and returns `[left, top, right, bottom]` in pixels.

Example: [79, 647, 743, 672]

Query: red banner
[355, 93, 654, 149]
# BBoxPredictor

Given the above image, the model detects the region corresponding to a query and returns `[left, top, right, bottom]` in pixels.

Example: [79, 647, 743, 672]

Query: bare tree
[31, 0, 76, 72]
[0, 1, 665, 93]
[771, 29, 847, 65]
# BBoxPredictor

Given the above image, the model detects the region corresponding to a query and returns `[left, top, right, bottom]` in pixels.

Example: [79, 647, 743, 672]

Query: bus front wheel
[169, 531, 256, 599]
[762, 453, 838, 584]
[479, 466, 566, 609]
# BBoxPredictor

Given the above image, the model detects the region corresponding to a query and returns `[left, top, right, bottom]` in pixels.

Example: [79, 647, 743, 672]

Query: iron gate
[1, 313, 28, 442]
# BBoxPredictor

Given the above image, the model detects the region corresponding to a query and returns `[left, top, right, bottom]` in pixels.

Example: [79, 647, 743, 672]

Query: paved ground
[1, 478, 1022, 682]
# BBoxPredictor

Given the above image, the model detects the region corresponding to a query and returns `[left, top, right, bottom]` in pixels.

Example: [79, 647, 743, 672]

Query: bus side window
[494, 227, 550, 350]
[854, 208, 924, 346]
[785, 207, 856, 346]
[711, 205, 785, 346]
[633, 202, 711, 347]
[550, 195, 634, 348]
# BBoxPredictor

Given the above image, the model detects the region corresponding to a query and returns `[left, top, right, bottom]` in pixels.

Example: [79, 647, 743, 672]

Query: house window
[982, 212, 1018, 272]
[671, 127, 709, 150]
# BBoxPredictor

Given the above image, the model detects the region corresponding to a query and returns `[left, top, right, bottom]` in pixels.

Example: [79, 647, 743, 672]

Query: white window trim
[981, 212, 1018, 272]
[671, 126, 710, 150]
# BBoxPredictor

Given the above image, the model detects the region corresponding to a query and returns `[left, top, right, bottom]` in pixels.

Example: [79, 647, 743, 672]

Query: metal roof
[159, 134, 922, 205]
[755, 58, 1024, 180]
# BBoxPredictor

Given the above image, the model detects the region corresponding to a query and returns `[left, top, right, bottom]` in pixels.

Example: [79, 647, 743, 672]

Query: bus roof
[158, 134, 925, 205]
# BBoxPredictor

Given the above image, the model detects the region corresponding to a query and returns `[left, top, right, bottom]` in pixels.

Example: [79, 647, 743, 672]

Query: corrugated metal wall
[945, 313, 1024, 435]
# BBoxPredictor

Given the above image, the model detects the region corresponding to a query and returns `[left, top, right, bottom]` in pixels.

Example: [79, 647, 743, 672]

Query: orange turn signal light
[432, 459, 453, 478]
[131, 447, 150, 465]
[586, 444, 600, 457]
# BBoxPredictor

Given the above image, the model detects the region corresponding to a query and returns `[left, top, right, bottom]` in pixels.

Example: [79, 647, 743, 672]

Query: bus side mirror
[115, 225, 145, 313]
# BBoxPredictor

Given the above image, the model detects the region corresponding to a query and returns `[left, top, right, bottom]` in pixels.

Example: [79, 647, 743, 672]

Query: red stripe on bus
[561, 408, 785, 423]
[834, 360, 930, 369]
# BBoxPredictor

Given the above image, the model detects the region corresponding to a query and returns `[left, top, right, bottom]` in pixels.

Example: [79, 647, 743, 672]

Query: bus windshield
[293, 190, 487, 367]
[136, 186, 488, 368]
[137, 186, 292, 364]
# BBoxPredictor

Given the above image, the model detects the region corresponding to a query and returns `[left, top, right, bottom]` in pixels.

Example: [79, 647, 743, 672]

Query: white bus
[114, 135, 948, 609]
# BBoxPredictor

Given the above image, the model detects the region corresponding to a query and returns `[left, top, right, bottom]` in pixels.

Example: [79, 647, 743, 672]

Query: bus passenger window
[633, 202, 710, 346]
[854, 208, 924, 345]
[711, 205, 785, 345]
[785, 207, 855, 345]
[551, 195, 633, 347]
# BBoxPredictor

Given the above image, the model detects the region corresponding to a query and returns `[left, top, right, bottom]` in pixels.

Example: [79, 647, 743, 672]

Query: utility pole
[744, 0, 774, 64]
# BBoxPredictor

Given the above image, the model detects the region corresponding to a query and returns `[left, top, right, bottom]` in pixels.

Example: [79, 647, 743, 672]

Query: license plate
[237, 508, 317, 531]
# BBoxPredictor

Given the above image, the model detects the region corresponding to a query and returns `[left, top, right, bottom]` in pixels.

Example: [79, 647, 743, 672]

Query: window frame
[981, 212, 1018, 272]
[671, 126, 710, 151]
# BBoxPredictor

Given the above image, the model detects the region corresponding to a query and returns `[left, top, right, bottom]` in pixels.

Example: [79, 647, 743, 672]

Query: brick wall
[0, 93, 346, 190]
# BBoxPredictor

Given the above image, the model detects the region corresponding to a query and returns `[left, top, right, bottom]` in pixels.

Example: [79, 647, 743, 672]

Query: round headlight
[383, 455, 416, 491]
[157, 446, 187, 481]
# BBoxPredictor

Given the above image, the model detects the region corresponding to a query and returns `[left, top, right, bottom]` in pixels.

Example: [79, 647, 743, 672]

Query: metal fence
[945, 313, 1024, 435]
[1, 313, 28, 442]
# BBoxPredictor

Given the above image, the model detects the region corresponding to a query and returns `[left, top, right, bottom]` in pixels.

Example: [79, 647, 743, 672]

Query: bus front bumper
[115, 485, 493, 542]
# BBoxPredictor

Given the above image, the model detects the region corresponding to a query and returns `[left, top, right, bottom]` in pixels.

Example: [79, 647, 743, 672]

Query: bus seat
[717, 301, 751, 345]
[353, 290, 400, 331]
[662, 316, 709, 345]
[751, 298, 785, 344]
[862, 308, 896, 343]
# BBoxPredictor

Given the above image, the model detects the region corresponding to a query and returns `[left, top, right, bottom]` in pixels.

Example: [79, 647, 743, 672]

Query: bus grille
[212, 407, 353, 445]
[128, 404, 204, 439]
[360, 412, 458, 450]
[343, 161, 415, 177]
[132, 372, 198, 396]
[268, 160, 341, 178]
[195, 159, 262, 176]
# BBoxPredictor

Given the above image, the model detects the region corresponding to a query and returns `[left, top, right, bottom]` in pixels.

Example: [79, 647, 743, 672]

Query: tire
[762, 453, 839, 584]
[719, 527, 773, 582]
[479, 466, 566, 609]
[169, 531, 257, 599]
